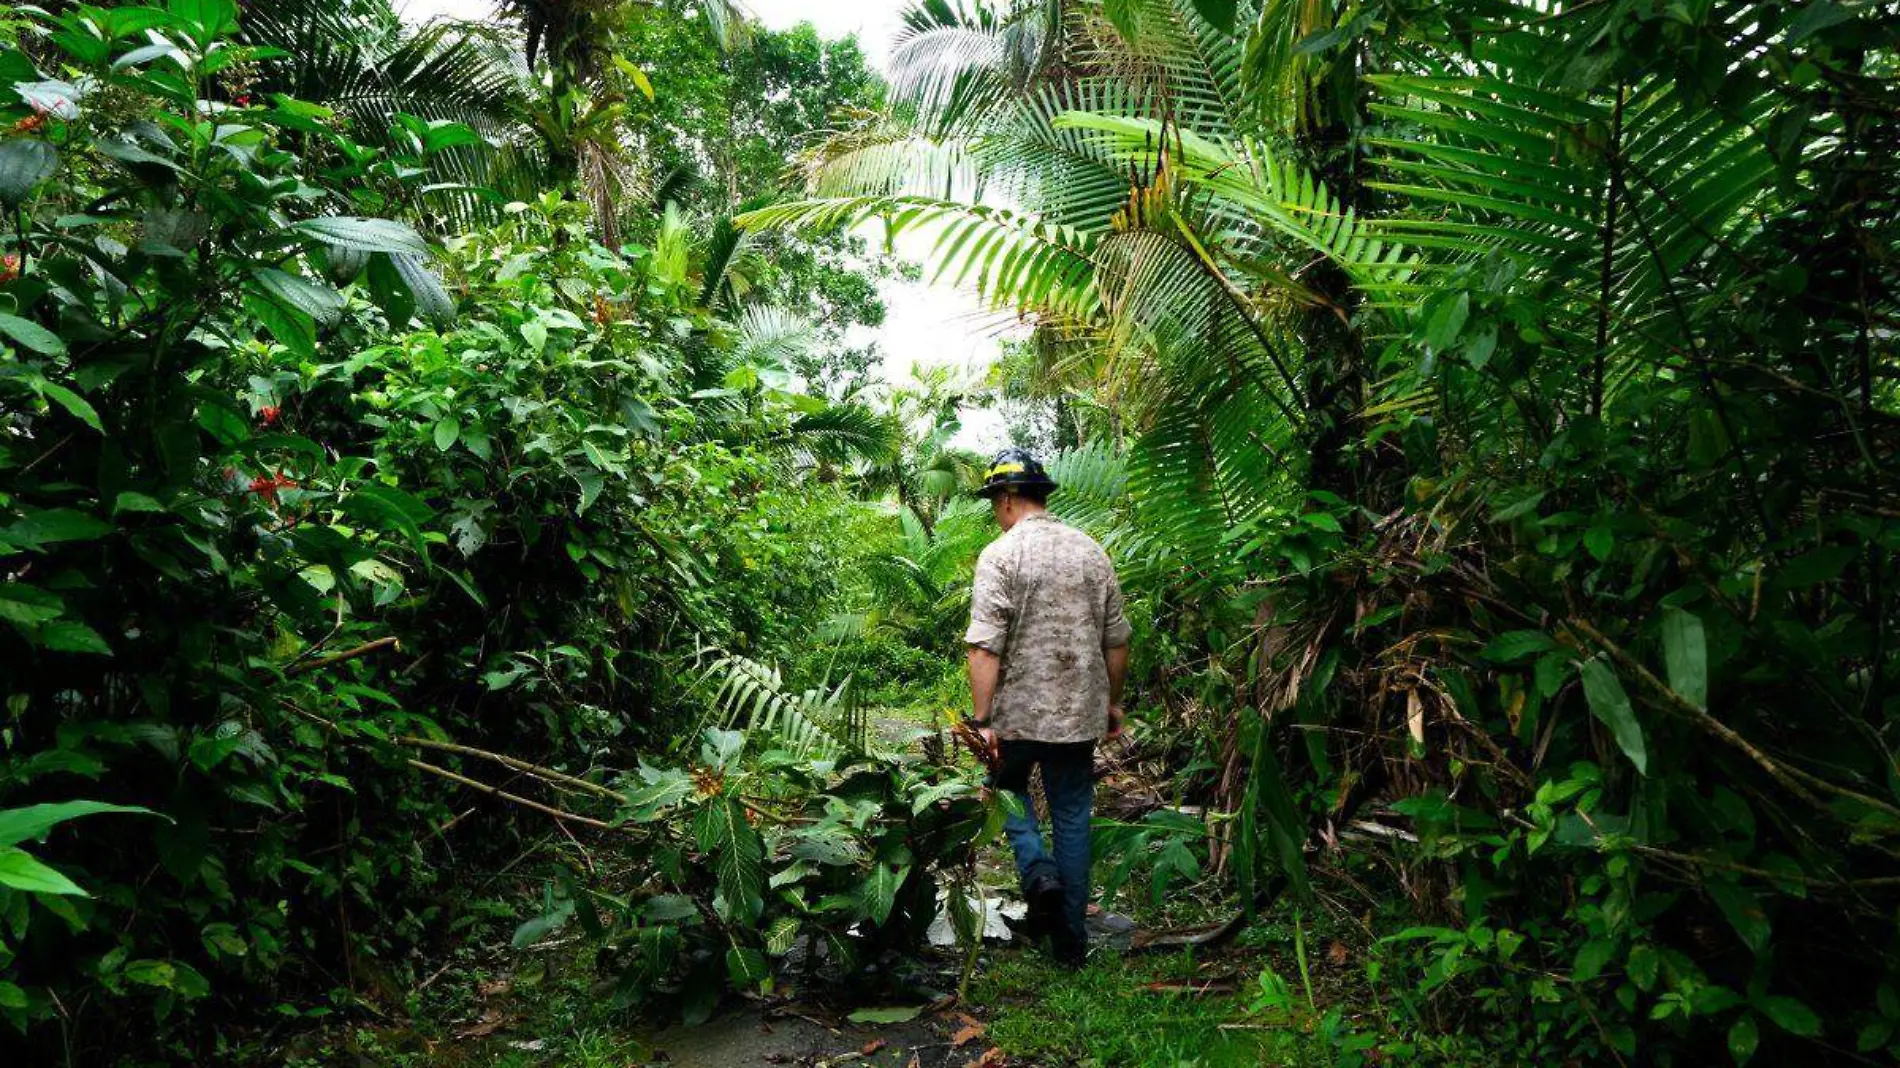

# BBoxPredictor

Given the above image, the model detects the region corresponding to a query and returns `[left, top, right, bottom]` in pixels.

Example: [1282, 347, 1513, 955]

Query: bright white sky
[398, 0, 1017, 448]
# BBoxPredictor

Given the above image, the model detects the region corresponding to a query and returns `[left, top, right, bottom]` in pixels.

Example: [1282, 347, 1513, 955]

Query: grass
[973, 950, 1333, 1068]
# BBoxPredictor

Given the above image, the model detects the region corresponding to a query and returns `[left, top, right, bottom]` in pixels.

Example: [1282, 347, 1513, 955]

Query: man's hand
[1106, 704, 1125, 739]
[977, 726, 999, 762]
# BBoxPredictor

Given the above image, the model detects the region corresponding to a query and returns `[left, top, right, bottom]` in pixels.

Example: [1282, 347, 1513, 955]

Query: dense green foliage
[750, 0, 1900, 1063]
[5, 0, 1897, 1065]
[0, 1, 945, 1061]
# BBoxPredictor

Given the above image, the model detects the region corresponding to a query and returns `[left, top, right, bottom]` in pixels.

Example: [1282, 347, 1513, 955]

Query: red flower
[0, 254, 18, 285]
[248, 473, 298, 505]
[234, 94, 252, 107]
[8, 113, 48, 135]
[259, 405, 281, 426]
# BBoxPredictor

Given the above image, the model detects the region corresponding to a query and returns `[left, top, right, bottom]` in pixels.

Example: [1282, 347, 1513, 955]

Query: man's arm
[968, 646, 1002, 724]
[1104, 642, 1129, 737]
[1103, 564, 1133, 737]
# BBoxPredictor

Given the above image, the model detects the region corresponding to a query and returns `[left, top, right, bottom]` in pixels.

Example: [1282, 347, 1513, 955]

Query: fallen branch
[286, 637, 401, 677]
[405, 759, 620, 832]
[396, 735, 619, 802]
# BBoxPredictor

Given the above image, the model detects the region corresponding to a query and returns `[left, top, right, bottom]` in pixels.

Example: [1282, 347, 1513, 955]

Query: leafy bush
[0, 3, 886, 1058]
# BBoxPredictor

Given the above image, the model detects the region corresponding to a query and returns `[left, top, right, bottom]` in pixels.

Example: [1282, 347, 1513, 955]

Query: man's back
[965, 514, 1131, 743]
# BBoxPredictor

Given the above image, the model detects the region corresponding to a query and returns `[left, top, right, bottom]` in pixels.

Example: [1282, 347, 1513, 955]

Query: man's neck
[1002, 504, 1050, 532]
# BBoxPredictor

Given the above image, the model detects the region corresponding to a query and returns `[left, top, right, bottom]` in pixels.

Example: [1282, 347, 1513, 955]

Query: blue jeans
[994, 740, 1095, 944]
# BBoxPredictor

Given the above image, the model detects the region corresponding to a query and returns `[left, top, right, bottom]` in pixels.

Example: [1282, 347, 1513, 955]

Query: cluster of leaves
[0, 1, 900, 1060]
[512, 721, 1003, 1024]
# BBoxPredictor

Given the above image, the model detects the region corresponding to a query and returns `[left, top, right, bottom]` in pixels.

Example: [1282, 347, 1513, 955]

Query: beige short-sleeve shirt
[965, 514, 1132, 743]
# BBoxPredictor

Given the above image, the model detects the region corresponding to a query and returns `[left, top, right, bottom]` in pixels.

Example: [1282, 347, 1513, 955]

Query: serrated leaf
[289, 216, 428, 256]
[1661, 607, 1708, 709]
[0, 312, 65, 355]
[1580, 658, 1647, 775]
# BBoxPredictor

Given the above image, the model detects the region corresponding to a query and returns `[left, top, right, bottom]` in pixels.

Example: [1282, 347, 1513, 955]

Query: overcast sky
[397, 1, 1016, 447]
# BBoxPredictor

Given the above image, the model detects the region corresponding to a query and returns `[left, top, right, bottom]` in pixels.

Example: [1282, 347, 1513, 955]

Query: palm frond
[700, 653, 868, 760]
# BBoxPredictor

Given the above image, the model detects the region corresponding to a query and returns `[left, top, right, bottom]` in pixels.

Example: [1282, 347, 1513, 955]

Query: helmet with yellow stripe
[975, 447, 1058, 500]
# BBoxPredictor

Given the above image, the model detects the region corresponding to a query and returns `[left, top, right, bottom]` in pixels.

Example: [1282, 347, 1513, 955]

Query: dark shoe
[1050, 918, 1087, 969]
[1024, 872, 1065, 941]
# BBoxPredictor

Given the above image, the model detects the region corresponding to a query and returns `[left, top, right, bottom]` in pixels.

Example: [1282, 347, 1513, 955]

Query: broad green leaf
[1661, 607, 1708, 708]
[341, 484, 432, 549]
[764, 916, 800, 956]
[289, 217, 429, 256]
[858, 862, 906, 926]
[37, 381, 102, 431]
[392, 254, 455, 323]
[433, 418, 461, 452]
[1481, 630, 1557, 663]
[1707, 880, 1770, 954]
[695, 798, 764, 925]
[0, 981, 25, 1010]
[1572, 938, 1616, 982]
[1729, 1015, 1759, 1064]
[621, 766, 694, 822]
[1190, 0, 1240, 30]
[1584, 525, 1614, 562]
[0, 847, 89, 896]
[1758, 995, 1821, 1037]
[1424, 291, 1470, 351]
[169, 0, 239, 40]
[4, 509, 111, 550]
[253, 268, 345, 328]
[0, 312, 66, 356]
[0, 801, 159, 848]
[725, 946, 769, 988]
[1580, 658, 1647, 775]
[847, 1005, 924, 1025]
[40, 621, 112, 655]
[0, 140, 58, 206]
[114, 492, 166, 514]
[0, 584, 63, 625]
[244, 293, 316, 360]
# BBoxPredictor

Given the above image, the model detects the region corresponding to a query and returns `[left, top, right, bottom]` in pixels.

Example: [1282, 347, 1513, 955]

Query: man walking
[965, 448, 1131, 967]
